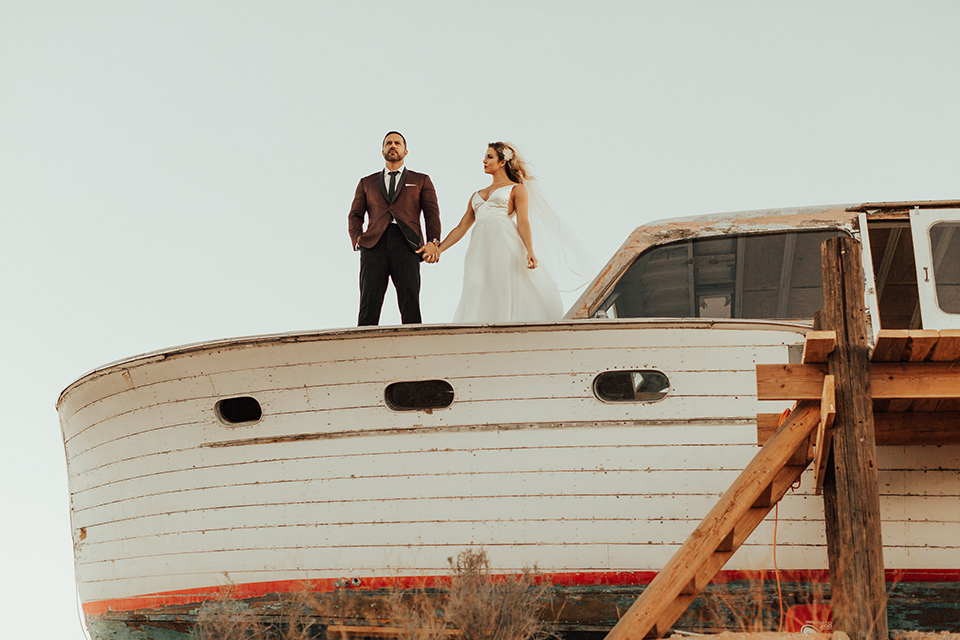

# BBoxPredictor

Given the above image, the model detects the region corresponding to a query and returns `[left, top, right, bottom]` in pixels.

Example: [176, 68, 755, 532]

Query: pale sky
[2, 2, 958, 638]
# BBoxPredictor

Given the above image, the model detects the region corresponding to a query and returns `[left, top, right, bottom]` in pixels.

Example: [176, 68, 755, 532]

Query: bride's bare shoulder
[509, 182, 528, 202]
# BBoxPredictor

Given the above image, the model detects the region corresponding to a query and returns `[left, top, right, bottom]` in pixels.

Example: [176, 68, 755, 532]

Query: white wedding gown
[452, 184, 564, 323]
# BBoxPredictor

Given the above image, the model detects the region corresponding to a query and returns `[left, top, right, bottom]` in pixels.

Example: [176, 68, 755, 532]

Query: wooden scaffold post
[818, 236, 889, 640]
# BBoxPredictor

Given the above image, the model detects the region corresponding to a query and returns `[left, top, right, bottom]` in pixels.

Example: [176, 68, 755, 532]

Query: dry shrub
[383, 585, 450, 640]
[272, 585, 322, 640]
[441, 549, 554, 640]
[192, 551, 554, 640]
[192, 582, 321, 640]
[194, 587, 261, 640]
[705, 573, 772, 633]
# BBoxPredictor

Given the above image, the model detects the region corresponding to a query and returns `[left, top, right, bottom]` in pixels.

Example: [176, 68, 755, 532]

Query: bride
[429, 142, 590, 323]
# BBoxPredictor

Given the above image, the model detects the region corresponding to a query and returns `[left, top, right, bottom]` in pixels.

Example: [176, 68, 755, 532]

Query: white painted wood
[909, 207, 960, 329]
[58, 320, 960, 608]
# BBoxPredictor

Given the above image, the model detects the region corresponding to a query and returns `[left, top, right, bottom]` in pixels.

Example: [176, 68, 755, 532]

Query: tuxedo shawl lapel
[378, 169, 389, 203]
[378, 167, 408, 204]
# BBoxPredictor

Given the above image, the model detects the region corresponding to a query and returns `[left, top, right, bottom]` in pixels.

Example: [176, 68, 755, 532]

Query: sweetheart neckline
[476, 183, 515, 203]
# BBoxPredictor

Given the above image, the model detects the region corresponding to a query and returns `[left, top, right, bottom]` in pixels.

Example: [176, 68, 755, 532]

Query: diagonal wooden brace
[814, 375, 836, 494]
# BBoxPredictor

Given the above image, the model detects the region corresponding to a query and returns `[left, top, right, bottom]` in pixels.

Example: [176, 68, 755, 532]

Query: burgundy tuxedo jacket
[348, 168, 441, 250]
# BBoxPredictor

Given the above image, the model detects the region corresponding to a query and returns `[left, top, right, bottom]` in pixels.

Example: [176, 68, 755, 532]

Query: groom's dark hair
[383, 131, 406, 146]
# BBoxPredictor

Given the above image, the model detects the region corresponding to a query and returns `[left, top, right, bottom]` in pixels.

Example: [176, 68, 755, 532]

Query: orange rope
[773, 408, 792, 632]
[774, 503, 783, 631]
[771, 406, 816, 629]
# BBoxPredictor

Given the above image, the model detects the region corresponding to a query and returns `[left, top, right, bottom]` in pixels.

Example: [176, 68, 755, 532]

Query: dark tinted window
[595, 230, 844, 320]
[594, 371, 670, 402]
[385, 380, 454, 411]
[930, 223, 960, 314]
[216, 396, 262, 425]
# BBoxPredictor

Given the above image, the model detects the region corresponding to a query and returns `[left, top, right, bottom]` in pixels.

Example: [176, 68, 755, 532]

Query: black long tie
[388, 170, 399, 201]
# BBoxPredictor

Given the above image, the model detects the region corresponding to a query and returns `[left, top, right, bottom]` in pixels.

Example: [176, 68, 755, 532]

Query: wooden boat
[58, 201, 960, 639]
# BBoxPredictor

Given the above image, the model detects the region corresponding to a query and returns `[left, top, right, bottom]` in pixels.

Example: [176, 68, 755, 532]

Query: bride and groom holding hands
[348, 131, 592, 326]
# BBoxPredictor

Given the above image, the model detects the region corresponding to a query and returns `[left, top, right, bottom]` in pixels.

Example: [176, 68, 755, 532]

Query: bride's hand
[526, 252, 538, 269]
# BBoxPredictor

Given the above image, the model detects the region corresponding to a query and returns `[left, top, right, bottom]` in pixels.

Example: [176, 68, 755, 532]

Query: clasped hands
[417, 241, 441, 264]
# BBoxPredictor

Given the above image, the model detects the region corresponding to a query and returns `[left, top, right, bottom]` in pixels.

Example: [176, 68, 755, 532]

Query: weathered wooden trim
[849, 199, 960, 212]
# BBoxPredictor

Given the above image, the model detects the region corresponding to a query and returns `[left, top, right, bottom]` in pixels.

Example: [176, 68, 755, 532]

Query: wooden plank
[756, 364, 829, 400]
[803, 330, 836, 363]
[870, 363, 960, 398]
[871, 329, 911, 362]
[758, 362, 960, 401]
[871, 332, 903, 412]
[903, 330, 941, 361]
[604, 401, 822, 640]
[870, 411, 960, 445]
[759, 411, 960, 446]
[928, 329, 960, 362]
[814, 375, 836, 494]
[882, 330, 941, 412]
[819, 236, 888, 640]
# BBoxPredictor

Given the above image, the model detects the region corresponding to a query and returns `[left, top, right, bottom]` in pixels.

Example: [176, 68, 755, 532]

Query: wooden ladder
[604, 396, 828, 640]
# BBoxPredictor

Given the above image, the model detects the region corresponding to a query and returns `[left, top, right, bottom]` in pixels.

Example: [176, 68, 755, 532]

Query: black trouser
[358, 224, 422, 325]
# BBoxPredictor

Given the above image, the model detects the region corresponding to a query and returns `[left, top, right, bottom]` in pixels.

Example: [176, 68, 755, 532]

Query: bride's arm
[436, 195, 476, 254]
[512, 184, 538, 269]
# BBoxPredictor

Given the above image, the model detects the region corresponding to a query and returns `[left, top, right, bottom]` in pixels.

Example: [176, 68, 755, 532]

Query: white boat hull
[57, 320, 960, 637]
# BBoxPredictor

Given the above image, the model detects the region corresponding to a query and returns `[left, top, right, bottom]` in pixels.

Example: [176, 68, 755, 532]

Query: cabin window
[216, 396, 263, 425]
[867, 221, 920, 329]
[594, 230, 845, 320]
[594, 370, 670, 402]
[929, 222, 960, 314]
[385, 380, 454, 411]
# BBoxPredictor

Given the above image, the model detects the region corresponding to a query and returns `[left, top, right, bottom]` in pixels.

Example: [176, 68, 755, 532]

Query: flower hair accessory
[502, 147, 514, 162]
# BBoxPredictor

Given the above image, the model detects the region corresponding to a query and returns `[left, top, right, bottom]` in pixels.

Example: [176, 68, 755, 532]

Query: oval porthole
[593, 370, 670, 403]
[385, 380, 454, 412]
[216, 396, 263, 425]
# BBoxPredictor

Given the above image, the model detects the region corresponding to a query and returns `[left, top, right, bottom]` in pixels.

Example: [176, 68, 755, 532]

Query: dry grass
[192, 582, 321, 640]
[194, 587, 262, 640]
[192, 550, 555, 640]
[440, 549, 555, 640]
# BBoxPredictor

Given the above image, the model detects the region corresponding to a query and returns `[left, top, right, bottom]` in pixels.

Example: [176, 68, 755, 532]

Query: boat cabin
[567, 200, 960, 334]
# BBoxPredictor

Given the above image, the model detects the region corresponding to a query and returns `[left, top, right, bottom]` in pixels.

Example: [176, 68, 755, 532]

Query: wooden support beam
[757, 362, 960, 400]
[814, 375, 836, 494]
[872, 330, 940, 413]
[819, 236, 888, 640]
[756, 363, 829, 399]
[870, 363, 960, 398]
[803, 330, 837, 363]
[757, 410, 960, 447]
[929, 329, 960, 361]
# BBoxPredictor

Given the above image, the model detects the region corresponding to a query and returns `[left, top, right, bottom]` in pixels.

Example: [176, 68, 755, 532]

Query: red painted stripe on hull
[82, 568, 960, 617]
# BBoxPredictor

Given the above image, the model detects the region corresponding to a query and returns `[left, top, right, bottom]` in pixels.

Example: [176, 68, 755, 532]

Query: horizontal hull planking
[58, 320, 960, 638]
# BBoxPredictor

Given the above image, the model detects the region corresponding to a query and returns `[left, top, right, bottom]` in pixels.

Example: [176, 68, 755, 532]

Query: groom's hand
[417, 241, 441, 264]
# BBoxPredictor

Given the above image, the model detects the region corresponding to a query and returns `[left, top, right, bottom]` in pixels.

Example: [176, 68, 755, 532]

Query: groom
[348, 131, 441, 326]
